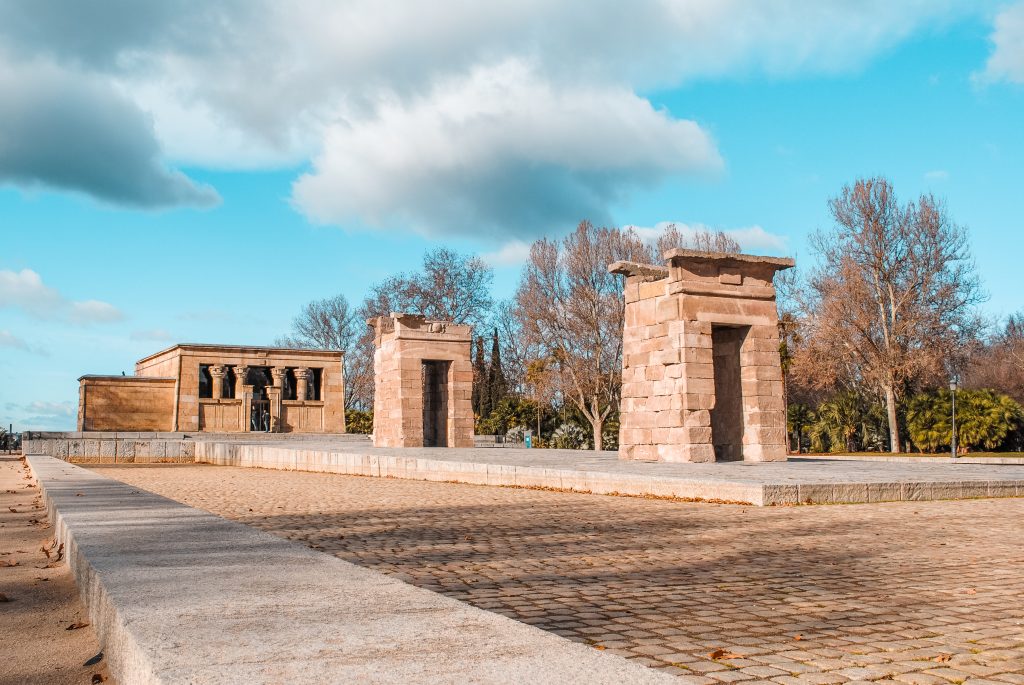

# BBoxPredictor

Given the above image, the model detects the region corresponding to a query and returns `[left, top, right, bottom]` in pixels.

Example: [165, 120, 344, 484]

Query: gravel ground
[0, 456, 112, 685]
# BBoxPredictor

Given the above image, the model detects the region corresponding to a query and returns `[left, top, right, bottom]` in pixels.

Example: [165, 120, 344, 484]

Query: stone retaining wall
[22, 431, 195, 463]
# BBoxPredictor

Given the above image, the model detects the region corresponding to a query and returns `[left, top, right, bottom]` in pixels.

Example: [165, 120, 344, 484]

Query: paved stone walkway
[95, 464, 1024, 684]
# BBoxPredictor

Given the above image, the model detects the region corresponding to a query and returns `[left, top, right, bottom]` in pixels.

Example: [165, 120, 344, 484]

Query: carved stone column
[269, 367, 286, 432]
[294, 367, 311, 401]
[209, 365, 226, 400]
[234, 365, 249, 397]
[267, 386, 283, 432]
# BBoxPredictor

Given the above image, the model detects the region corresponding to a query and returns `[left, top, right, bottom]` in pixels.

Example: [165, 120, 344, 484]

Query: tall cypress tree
[488, 329, 507, 415]
[472, 335, 489, 417]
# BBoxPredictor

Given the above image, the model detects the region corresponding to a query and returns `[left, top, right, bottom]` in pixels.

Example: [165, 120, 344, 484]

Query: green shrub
[551, 422, 590, 450]
[907, 389, 1023, 453]
[345, 409, 373, 434]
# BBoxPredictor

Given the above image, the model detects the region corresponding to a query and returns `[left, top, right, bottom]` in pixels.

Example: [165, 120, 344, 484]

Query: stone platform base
[196, 440, 1024, 506]
[28, 455, 667, 684]
[21, 431, 368, 463]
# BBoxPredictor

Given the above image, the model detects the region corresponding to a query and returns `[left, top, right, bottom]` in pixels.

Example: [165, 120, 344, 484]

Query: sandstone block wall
[371, 314, 474, 448]
[612, 250, 793, 463]
[77, 377, 176, 432]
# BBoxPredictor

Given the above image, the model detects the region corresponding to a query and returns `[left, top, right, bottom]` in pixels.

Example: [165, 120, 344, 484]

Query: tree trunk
[883, 384, 901, 453]
[591, 416, 603, 451]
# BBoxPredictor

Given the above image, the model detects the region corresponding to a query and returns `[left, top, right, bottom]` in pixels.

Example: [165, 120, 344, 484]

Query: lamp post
[949, 379, 958, 460]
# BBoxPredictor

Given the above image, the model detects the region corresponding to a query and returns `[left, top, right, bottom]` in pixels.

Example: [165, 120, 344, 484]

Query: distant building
[77, 344, 345, 433]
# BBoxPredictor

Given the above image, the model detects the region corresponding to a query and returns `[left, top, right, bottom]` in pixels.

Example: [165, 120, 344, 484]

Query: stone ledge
[28, 455, 669, 685]
[194, 442, 1024, 506]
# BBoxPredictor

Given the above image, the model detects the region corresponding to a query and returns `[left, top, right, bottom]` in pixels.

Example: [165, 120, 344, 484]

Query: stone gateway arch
[611, 249, 795, 463]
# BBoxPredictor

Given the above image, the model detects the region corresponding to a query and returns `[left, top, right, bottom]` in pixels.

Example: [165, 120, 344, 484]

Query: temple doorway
[422, 360, 450, 447]
[246, 366, 272, 432]
[710, 325, 748, 461]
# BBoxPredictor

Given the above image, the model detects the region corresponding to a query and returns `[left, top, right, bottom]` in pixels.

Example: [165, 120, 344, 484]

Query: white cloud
[0, 58, 219, 208]
[924, 169, 950, 180]
[979, 2, 1024, 84]
[22, 401, 75, 418]
[10, 400, 76, 430]
[70, 300, 125, 325]
[0, 330, 48, 356]
[481, 240, 534, 267]
[0, 268, 124, 325]
[626, 221, 789, 255]
[0, 267, 61, 310]
[0, 330, 27, 351]
[293, 60, 722, 239]
[0, 0, 976, 230]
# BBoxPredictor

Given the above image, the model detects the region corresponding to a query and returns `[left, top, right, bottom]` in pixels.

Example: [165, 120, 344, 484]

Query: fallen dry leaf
[593, 645, 606, 650]
[7, 507, 16, 513]
[66, 622, 90, 631]
[935, 654, 952, 662]
[964, 589, 976, 595]
[91, 674, 107, 683]
[794, 634, 803, 641]
[708, 648, 741, 660]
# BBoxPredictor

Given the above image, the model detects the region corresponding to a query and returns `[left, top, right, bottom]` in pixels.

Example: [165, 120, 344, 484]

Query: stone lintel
[662, 249, 795, 271]
[608, 261, 670, 282]
[369, 312, 472, 342]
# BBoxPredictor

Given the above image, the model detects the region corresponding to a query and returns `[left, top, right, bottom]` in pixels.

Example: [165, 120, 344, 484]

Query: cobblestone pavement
[95, 464, 1024, 684]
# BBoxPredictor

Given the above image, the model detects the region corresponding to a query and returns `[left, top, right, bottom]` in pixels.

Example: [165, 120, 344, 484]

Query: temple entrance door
[251, 398, 270, 432]
[422, 360, 450, 447]
[244, 366, 272, 432]
[710, 325, 748, 461]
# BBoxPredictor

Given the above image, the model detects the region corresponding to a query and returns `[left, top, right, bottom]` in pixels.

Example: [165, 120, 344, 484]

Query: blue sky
[1, 2, 1023, 430]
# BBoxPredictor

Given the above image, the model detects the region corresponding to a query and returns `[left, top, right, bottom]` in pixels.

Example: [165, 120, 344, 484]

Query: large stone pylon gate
[611, 249, 794, 463]
[369, 313, 474, 448]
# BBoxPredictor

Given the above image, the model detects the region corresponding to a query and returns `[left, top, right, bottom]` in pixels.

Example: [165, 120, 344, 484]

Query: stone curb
[28, 455, 671, 685]
[194, 442, 1024, 506]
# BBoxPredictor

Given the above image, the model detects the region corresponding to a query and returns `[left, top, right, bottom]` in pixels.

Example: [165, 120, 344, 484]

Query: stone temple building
[370, 313, 474, 448]
[611, 249, 794, 463]
[77, 344, 345, 433]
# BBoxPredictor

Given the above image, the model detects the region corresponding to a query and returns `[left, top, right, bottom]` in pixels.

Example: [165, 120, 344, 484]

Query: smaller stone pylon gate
[611, 249, 794, 463]
[369, 313, 474, 448]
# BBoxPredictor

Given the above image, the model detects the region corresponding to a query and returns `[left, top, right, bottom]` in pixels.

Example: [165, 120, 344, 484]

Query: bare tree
[797, 177, 983, 452]
[655, 224, 741, 256]
[514, 220, 650, 450]
[360, 247, 493, 328]
[356, 247, 495, 408]
[965, 312, 1024, 403]
[276, 294, 371, 409]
